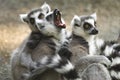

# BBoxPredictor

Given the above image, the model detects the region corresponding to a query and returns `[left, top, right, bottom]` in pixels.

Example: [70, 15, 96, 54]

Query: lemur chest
[89, 37, 105, 55]
[31, 38, 57, 61]
[69, 36, 88, 63]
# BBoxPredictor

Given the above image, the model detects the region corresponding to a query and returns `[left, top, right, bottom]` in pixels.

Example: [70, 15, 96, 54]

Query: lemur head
[71, 13, 98, 38]
[20, 3, 66, 37]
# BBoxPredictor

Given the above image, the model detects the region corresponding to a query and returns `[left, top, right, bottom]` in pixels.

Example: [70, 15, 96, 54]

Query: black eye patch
[74, 23, 80, 27]
[46, 14, 53, 21]
[94, 21, 97, 27]
[38, 13, 44, 19]
[83, 22, 92, 30]
[29, 18, 35, 24]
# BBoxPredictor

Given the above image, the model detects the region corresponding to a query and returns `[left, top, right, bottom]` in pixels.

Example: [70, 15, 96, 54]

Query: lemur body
[11, 3, 113, 80]
[11, 3, 81, 80]
[71, 13, 120, 80]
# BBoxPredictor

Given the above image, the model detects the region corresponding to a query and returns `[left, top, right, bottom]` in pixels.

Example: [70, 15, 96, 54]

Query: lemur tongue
[53, 9, 66, 28]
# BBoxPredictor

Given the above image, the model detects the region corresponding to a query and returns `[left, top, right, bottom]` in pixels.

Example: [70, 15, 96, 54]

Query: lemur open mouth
[53, 9, 66, 28]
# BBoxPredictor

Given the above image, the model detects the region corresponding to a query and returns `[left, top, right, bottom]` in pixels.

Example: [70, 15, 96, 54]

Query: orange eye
[29, 18, 35, 24]
[38, 13, 44, 19]
[83, 23, 91, 30]
[84, 24, 90, 29]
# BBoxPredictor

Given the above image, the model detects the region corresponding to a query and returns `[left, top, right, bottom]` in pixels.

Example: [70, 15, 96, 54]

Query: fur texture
[71, 13, 120, 80]
[11, 3, 81, 80]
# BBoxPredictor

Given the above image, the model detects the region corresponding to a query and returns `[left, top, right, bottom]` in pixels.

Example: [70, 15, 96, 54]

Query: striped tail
[103, 42, 120, 80]
[109, 51, 120, 80]
[39, 53, 81, 80]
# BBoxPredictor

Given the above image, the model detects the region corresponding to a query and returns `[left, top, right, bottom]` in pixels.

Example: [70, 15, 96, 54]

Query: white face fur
[19, 3, 66, 37]
[71, 13, 98, 38]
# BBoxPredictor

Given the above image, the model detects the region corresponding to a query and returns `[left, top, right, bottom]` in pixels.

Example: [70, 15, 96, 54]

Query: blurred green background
[0, 0, 120, 80]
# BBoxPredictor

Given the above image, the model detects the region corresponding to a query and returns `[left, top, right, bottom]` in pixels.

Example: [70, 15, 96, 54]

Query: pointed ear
[90, 13, 97, 21]
[71, 15, 81, 27]
[19, 14, 28, 23]
[41, 2, 51, 13]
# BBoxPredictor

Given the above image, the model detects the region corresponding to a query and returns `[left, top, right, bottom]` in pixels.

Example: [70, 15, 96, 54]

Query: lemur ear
[41, 2, 51, 13]
[71, 15, 81, 27]
[90, 13, 97, 21]
[19, 14, 28, 23]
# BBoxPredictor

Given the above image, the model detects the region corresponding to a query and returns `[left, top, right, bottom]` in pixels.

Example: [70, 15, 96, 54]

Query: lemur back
[71, 13, 120, 80]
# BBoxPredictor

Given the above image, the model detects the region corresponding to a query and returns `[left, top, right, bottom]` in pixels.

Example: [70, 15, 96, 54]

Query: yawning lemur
[71, 13, 120, 80]
[11, 3, 82, 80]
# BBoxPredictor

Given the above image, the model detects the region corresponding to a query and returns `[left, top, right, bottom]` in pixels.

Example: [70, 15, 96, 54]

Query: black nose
[90, 29, 98, 35]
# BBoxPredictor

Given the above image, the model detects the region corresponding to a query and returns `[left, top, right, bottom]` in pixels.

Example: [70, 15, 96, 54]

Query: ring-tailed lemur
[11, 3, 81, 80]
[71, 13, 120, 80]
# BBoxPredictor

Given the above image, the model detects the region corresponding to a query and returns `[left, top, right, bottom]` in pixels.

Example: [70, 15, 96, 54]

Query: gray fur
[82, 63, 111, 80]
[71, 13, 112, 80]
[11, 4, 112, 80]
[61, 31, 111, 80]
[11, 3, 68, 80]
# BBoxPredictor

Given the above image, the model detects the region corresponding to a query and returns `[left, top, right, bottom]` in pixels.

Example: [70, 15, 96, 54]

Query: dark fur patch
[63, 42, 69, 46]
[63, 69, 79, 79]
[27, 32, 53, 49]
[47, 39, 56, 51]
[54, 57, 68, 68]
[109, 64, 120, 72]
[74, 23, 80, 27]
[66, 35, 72, 40]
[106, 41, 117, 46]
[58, 48, 72, 60]
[29, 18, 35, 24]
[112, 77, 119, 80]
[114, 45, 120, 52]
[27, 8, 42, 18]
[100, 43, 106, 55]
[73, 34, 88, 48]
[110, 51, 120, 59]
[81, 16, 93, 22]
[100, 41, 119, 55]
[46, 13, 53, 21]
[100, 42, 120, 62]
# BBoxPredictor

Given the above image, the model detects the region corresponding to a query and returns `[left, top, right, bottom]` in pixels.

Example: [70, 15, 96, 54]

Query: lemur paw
[29, 62, 38, 72]
[30, 61, 47, 75]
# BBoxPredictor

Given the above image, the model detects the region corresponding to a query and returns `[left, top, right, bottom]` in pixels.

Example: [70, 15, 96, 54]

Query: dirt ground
[0, 0, 120, 80]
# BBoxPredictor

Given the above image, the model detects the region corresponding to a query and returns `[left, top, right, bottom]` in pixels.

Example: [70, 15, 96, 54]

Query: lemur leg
[75, 55, 111, 77]
[20, 52, 37, 71]
[81, 63, 111, 80]
[77, 55, 111, 67]
[19, 52, 40, 80]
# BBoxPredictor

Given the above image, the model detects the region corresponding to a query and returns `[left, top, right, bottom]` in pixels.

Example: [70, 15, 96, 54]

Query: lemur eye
[38, 13, 44, 19]
[83, 23, 91, 30]
[29, 18, 35, 24]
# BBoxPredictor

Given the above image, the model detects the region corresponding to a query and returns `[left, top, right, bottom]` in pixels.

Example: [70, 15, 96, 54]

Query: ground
[0, 0, 120, 80]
